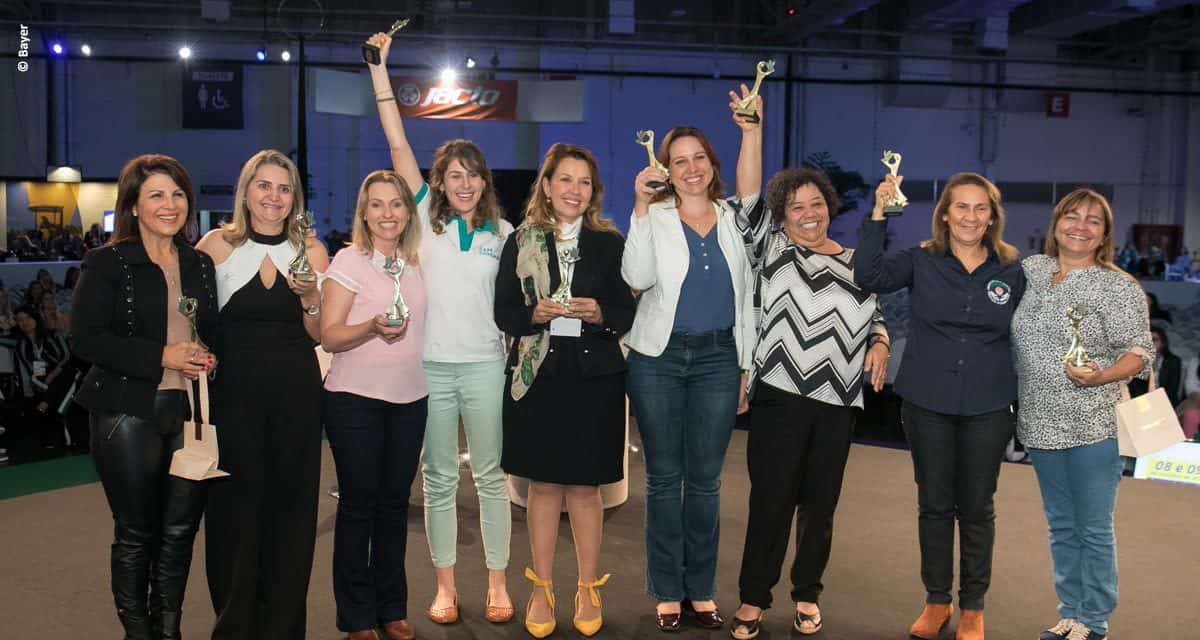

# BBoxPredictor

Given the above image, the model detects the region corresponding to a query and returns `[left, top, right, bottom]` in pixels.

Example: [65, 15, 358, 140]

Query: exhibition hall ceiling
[5, 0, 1199, 70]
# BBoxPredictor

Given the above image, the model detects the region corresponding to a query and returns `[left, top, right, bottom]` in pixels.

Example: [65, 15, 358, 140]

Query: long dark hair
[13, 304, 47, 343]
[111, 154, 198, 245]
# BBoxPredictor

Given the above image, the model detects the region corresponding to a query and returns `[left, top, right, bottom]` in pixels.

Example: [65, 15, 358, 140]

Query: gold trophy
[288, 210, 318, 284]
[178, 296, 208, 351]
[1063, 305, 1092, 374]
[362, 19, 410, 65]
[635, 130, 669, 191]
[550, 246, 581, 307]
[880, 150, 909, 217]
[382, 255, 411, 326]
[733, 60, 775, 123]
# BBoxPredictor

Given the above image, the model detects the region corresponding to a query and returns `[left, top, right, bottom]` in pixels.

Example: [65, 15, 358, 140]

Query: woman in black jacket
[494, 143, 635, 638]
[72, 154, 218, 640]
[12, 304, 71, 447]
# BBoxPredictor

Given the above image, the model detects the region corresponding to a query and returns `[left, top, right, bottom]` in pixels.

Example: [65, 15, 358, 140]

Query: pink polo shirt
[323, 247, 428, 404]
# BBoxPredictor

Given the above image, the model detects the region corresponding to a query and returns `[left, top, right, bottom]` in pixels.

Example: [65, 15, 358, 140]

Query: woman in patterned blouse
[729, 167, 889, 640]
[1011, 189, 1152, 640]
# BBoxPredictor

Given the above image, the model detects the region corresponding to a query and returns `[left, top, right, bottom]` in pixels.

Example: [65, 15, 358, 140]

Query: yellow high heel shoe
[523, 567, 556, 638]
[573, 574, 611, 637]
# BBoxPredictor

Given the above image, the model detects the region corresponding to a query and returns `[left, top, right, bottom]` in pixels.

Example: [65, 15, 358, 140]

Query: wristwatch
[304, 303, 320, 316]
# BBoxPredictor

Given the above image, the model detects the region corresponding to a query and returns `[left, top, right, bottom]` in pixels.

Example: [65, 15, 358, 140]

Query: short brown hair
[651, 126, 725, 205]
[111, 154, 197, 245]
[765, 168, 839, 225]
[1044, 188, 1119, 272]
[926, 172, 1018, 264]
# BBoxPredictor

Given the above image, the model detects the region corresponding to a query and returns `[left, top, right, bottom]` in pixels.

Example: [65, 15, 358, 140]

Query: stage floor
[2, 429, 1197, 639]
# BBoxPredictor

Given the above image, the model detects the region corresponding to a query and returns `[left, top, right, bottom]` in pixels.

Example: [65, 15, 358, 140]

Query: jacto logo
[419, 84, 503, 108]
[397, 83, 421, 107]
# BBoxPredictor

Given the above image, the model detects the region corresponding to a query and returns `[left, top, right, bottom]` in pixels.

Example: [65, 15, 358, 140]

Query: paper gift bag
[1117, 371, 1185, 458]
[170, 374, 230, 481]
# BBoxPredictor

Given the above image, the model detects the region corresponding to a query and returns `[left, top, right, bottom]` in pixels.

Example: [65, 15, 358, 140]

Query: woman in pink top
[320, 170, 427, 640]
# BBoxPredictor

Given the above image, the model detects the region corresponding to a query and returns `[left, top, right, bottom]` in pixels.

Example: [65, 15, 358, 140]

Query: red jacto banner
[390, 77, 518, 120]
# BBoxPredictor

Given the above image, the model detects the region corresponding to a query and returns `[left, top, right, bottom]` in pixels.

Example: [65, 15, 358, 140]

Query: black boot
[160, 611, 183, 640]
[153, 475, 207, 639]
[112, 522, 155, 640]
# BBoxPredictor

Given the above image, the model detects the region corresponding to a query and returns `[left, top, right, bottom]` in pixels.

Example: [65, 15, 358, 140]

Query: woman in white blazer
[621, 89, 762, 632]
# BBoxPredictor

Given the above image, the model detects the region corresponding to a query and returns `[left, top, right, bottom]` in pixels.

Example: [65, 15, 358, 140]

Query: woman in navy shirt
[853, 173, 1025, 640]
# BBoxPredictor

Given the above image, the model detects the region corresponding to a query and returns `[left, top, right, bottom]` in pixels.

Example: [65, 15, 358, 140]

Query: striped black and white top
[738, 203, 886, 409]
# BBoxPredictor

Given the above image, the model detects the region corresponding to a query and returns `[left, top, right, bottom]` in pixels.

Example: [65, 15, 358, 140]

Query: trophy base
[1065, 363, 1094, 376]
[882, 204, 906, 217]
[291, 271, 318, 284]
[362, 44, 381, 65]
[645, 180, 668, 191]
[734, 110, 760, 124]
[385, 316, 409, 327]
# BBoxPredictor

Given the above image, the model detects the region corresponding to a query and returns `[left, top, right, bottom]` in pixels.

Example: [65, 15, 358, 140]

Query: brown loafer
[427, 594, 459, 625]
[910, 603, 954, 639]
[347, 630, 380, 640]
[382, 620, 414, 640]
[955, 609, 983, 640]
[692, 608, 725, 629]
[485, 591, 515, 623]
[656, 611, 682, 632]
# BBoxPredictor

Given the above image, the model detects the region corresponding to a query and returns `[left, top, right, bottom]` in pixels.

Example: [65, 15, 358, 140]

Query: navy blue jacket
[853, 217, 1026, 416]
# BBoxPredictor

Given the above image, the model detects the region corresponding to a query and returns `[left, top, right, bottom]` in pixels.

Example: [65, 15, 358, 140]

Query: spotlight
[178, 46, 193, 60]
[465, 56, 476, 69]
[788, 7, 796, 16]
[440, 67, 457, 83]
[80, 44, 92, 56]
[280, 50, 291, 62]
[51, 42, 64, 55]
[255, 47, 266, 61]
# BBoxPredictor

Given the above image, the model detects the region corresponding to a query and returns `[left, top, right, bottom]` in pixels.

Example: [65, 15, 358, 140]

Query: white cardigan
[621, 194, 759, 370]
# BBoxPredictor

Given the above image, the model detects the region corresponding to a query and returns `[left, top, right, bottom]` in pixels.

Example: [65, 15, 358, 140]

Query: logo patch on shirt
[477, 245, 498, 259]
[986, 279, 1011, 305]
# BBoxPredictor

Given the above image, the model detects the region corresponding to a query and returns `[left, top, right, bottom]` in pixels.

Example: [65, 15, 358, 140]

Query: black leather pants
[90, 390, 207, 640]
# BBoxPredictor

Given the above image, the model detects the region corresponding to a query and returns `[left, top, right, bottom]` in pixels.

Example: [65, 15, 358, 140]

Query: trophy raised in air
[635, 130, 670, 191]
[362, 19, 410, 65]
[288, 210, 318, 284]
[733, 60, 775, 123]
[880, 150, 909, 217]
[382, 255, 411, 326]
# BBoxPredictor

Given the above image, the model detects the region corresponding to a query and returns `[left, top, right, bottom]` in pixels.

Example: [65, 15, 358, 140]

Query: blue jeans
[1029, 438, 1123, 636]
[627, 329, 741, 601]
[324, 391, 428, 632]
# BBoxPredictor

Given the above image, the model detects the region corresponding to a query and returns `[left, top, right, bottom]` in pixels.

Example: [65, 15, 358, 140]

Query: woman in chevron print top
[729, 167, 889, 640]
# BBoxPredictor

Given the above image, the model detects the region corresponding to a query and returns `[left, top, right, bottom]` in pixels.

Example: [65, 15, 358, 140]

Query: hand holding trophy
[362, 19, 409, 65]
[733, 60, 775, 124]
[634, 130, 669, 191]
[382, 255, 411, 327]
[288, 210, 318, 284]
[878, 150, 909, 217]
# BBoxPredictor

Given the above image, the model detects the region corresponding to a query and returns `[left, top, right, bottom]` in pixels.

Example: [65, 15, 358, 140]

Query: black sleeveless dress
[204, 231, 323, 640]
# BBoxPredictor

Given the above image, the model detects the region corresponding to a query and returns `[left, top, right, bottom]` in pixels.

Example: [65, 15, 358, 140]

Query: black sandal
[730, 614, 762, 640]
[793, 608, 822, 635]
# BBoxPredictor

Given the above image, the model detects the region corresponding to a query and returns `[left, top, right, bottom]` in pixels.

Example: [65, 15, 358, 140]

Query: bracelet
[376, 96, 395, 103]
[304, 303, 321, 316]
[870, 336, 890, 351]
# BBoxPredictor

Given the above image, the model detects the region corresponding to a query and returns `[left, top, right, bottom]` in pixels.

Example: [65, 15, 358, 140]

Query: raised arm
[730, 85, 762, 200]
[853, 177, 915, 293]
[367, 32, 424, 193]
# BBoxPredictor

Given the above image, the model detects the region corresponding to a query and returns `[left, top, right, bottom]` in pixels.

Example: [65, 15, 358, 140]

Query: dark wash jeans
[901, 400, 1015, 611]
[627, 329, 741, 602]
[323, 390, 428, 632]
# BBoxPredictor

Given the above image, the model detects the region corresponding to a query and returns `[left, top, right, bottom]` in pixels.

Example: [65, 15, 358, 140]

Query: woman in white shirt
[621, 89, 761, 631]
[367, 32, 515, 624]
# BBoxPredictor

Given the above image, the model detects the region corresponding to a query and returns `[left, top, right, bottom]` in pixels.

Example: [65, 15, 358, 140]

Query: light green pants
[420, 359, 511, 570]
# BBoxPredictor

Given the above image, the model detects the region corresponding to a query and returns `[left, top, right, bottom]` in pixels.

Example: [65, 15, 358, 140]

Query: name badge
[33, 360, 47, 377]
[550, 317, 582, 337]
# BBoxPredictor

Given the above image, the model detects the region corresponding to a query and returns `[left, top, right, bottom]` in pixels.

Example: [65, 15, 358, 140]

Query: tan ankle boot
[955, 609, 983, 640]
[909, 603, 954, 639]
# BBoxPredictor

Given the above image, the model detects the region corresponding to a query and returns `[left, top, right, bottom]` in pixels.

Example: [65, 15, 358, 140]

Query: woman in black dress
[72, 154, 218, 639]
[495, 143, 635, 638]
[197, 149, 329, 640]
